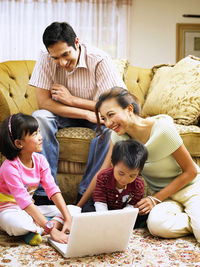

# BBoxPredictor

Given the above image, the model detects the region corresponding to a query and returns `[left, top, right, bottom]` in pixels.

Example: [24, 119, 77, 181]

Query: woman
[78, 87, 200, 242]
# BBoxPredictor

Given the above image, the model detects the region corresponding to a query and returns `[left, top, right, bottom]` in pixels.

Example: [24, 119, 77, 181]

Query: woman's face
[99, 98, 130, 136]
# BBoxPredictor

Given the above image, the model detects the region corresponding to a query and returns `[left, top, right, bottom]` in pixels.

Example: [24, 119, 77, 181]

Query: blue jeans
[32, 109, 111, 197]
[78, 126, 111, 195]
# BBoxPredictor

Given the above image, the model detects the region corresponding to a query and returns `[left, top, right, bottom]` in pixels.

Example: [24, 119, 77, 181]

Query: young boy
[93, 139, 148, 211]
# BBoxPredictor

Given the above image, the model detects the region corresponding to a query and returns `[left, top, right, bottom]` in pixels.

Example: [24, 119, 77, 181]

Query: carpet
[0, 228, 199, 266]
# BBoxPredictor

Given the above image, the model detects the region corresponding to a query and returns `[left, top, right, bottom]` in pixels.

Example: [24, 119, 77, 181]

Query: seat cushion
[175, 124, 200, 156]
[56, 127, 96, 163]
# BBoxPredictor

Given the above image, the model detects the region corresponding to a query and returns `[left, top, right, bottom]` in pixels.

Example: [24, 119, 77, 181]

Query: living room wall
[130, 0, 200, 68]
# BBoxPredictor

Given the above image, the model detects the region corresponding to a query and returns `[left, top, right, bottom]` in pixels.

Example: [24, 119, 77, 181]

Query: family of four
[0, 21, 200, 247]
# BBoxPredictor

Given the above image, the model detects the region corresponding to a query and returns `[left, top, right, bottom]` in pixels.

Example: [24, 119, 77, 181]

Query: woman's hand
[50, 228, 69, 244]
[135, 197, 155, 215]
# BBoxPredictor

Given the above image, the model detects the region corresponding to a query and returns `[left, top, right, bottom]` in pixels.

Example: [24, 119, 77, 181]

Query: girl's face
[20, 128, 43, 154]
[113, 161, 139, 189]
[99, 98, 130, 136]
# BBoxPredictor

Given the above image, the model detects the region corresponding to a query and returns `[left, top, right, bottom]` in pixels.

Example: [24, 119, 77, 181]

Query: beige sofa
[0, 56, 200, 204]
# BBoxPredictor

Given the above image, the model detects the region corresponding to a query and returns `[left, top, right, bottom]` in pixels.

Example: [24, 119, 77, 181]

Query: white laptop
[48, 208, 138, 258]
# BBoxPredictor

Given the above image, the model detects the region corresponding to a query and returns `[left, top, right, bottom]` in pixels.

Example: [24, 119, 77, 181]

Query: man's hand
[85, 110, 98, 124]
[51, 84, 73, 105]
[50, 84, 104, 123]
[85, 110, 104, 124]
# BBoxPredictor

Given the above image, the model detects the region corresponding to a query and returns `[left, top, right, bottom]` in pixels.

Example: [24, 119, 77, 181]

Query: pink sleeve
[37, 155, 61, 199]
[0, 160, 33, 210]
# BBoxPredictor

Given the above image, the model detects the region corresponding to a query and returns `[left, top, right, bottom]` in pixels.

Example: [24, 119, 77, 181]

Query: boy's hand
[50, 228, 69, 244]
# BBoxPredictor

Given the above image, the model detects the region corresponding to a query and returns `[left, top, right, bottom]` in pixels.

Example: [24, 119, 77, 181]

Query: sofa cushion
[58, 160, 86, 174]
[113, 58, 129, 81]
[175, 123, 200, 157]
[57, 173, 83, 204]
[57, 127, 96, 163]
[124, 65, 152, 107]
[142, 56, 200, 125]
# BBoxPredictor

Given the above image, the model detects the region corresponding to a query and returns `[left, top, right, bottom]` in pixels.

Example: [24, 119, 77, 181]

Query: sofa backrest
[0, 59, 153, 125]
[0, 60, 37, 124]
[124, 65, 152, 108]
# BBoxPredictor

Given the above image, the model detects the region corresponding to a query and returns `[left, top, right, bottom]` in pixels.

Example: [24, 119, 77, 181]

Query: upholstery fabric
[56, 173, 83, 204]
[0, 60, 37, 124]
[57, 127, 96, 162]
[113, 58, 129, 80]
[124, 65, 152, 107]
[175, 124, 200, 157]
[142, 56, 200, 125]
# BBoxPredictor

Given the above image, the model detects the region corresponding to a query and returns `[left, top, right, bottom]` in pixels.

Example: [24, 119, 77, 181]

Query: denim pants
[32, 109, 111, 197]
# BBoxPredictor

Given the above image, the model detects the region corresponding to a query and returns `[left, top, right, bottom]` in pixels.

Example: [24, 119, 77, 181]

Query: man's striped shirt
[29, 44, 126, 101]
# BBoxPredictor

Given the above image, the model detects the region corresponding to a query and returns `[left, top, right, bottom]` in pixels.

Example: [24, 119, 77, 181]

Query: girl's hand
[50, 228, 69, 244]
[61, 219, 72, 234]
[135, 197, 155, 215]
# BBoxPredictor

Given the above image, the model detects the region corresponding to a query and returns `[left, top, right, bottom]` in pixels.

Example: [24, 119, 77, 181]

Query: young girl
[78, 87, 200, 242]
[0, 113, 73, 245]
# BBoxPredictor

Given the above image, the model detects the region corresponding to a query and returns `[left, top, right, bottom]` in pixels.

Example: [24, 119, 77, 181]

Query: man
[29, 22, 126, 205]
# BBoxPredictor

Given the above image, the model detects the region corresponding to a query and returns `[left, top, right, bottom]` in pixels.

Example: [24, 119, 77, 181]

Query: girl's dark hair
[0, 113, 39, 160]
[43, 22, 77, 49]
[111, 139, 148, 171]
[95, 87, 141, 133]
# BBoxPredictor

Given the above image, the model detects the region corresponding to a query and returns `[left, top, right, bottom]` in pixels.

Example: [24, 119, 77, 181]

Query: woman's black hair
[111, 139, 148, 171]
[95, 87, 141, 134]
[0, 113, 39, 160]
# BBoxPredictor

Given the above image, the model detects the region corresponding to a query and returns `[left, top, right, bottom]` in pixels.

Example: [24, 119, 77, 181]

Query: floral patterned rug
[0, 228, 199, 266]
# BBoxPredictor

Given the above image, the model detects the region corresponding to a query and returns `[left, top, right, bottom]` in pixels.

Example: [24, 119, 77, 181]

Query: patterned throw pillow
[113, 58, 129, 80]
[142, 56, 200, 125]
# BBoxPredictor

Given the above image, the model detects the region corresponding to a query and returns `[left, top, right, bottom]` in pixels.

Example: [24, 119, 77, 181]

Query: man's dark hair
[111, 139, 148, 171]
[43, 22, 77, 49]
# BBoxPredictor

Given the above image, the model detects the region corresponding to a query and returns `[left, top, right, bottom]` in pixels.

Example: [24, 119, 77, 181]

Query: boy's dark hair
[43, 22, 77, 49]
[111, 139, 148, 171]
[0, 113, 39, 160]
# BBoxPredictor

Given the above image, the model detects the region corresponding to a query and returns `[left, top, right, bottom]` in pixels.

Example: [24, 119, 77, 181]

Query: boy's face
[113, 161, 140, 189]
[48, 39, 80, 72]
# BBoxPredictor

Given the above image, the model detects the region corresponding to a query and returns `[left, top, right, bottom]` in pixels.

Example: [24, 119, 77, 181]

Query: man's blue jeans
[32, 109, 111, 197]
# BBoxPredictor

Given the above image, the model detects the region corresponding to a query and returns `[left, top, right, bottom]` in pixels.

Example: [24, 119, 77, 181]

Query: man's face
[48, 39, 80, 72]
